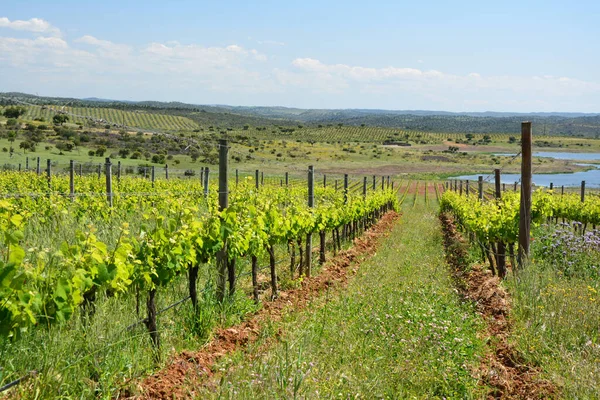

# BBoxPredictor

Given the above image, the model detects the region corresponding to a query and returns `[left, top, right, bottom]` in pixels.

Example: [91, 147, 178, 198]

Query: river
[451, 152, 600, 188]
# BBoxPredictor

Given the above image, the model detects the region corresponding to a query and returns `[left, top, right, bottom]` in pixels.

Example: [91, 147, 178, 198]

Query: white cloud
[258, 40, 285, 46]
[74, 35, 131, 59]
[0, 17, 61, 36]
[288, 57, 600, 97]
[1, 17, 599, 111]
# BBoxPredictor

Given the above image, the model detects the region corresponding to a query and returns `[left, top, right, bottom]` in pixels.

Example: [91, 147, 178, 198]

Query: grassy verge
[506, 225, 600, 398]
[200, 202, 487, 399]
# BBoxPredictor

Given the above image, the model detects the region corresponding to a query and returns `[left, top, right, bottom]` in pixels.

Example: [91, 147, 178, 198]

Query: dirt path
[125, 212, 400, 399]
[439, 213, 556, 399]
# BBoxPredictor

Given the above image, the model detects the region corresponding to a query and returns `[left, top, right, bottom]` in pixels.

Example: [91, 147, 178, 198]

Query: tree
[55, 142, 74, 152]
[465, 133, 474, 140]
[95, 146, 107, 157]
[3, 106, 26, 119]
[52, 114, 69, 125]
[7, 131, 17, 145]
[19, 141, 36, 153]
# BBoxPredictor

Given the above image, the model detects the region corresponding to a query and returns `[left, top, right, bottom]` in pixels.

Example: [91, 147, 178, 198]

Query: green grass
[199, 202, 487, 399]
[506, 231, 600, 398]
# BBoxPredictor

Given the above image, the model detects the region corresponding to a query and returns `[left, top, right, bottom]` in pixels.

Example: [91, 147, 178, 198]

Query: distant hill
[1, 92, 599, 137]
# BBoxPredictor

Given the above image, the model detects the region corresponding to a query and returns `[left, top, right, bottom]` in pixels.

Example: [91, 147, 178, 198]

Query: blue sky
[1, 0, 599, 112]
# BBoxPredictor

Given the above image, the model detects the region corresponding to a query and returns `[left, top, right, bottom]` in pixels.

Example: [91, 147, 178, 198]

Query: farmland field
[1, 100, 600, 399]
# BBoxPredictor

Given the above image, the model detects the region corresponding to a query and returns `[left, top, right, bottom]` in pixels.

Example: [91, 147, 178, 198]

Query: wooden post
[344, 174, 349, 204]
[97, 164, 101, 179]
[69, 160, 75, 202]
[581, 181, 586, 202]
[235, 169, 238, 186]
[261, 171, 264, 186]
[117, 161, 121, 180]
[36, 157, 40, 175]
[285, 172, 289, 186]
[514, 182, 517, 192]
[478, 176, 483, 200]
[466, 180, 470, 195]
[79, 163, 82, 177]
[381, 176, 384, 190]
[203, 167, 209, 198]
[323, 174, 326, 188]
[26, 157, 29, 170]
[151, 166, 155, 188]
[495, 168, 506, 277]
[549, 182, 553, 191]
[363, 176, 367, 199]
[502, 183, 506, 192]
[372, 175, 376, 191]
[306, 165, 314, 277]
[459, 180, 463, 196]
[216, 139, 229, 302]
[18, 164, 21, 172]
[255, 169, 259, 190]
[518, 122, 532, 269]
[494, 169, 501, 198]
[105, 158, 113, 207]
[46, 159, 51, 189]
[165, 164, 169, 180]
[200, 168, 204, 185]
[387, 176, 390, 188]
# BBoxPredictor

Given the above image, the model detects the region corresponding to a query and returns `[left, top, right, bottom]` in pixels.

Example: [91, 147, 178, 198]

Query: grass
[506, 225, 600, 399]
[199, 199, 487, 399]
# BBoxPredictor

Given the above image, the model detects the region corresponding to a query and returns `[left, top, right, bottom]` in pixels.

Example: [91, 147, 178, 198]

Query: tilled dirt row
[439, 212, 556, 399]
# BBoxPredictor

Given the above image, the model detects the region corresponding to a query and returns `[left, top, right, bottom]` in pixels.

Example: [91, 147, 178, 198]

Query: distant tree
[6, 119, 18, 127]
[55, 142, 74, 152]
[7, 131, 17, 145]
[3, 106, 26, 119]
[508, 136, 517, 144]
[52, 114, 69, 125]
[465, 133, 474, 140]
[151, 154, 166, 164]
[19, 140, 36, 153]
[95, 146, 107, 157]
[119, 148, 130, 158]
[88, 150, 96, 157]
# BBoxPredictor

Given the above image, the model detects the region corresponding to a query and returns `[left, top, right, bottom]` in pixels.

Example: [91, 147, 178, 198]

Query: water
[494, 152, 600, 162]
[453, 152, 600, 188]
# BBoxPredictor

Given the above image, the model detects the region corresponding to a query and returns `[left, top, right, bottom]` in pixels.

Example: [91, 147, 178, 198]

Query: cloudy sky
[1, 0, 599, 112]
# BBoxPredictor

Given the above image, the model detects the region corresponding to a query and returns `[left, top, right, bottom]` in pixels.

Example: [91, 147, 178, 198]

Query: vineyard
[0, 105, 200, 131]
[0, 165, 398, 396]
[248, 125, 544, 145]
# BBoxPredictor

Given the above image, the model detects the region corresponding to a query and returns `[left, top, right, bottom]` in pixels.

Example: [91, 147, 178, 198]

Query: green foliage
[3, 106, 26, 119]
[52, 114, 69, 125]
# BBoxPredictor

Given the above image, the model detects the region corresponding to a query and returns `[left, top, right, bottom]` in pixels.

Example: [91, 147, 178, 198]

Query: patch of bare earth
[439, 212, 556, 399]
[124, 211, 400, 399]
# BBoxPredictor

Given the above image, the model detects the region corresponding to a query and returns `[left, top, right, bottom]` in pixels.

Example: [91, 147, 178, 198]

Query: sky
[1, 0, 599, 112]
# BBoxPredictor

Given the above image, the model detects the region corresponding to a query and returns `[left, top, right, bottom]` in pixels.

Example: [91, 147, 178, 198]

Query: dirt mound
[126, 211, 400, 399]
[439, 212, 556, 399]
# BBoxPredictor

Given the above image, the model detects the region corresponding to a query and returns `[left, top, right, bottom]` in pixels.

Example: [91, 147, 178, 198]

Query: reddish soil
[405, 181, 418, 195]
[439, 213, 556, 399]
[125, 211, 400, 399]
